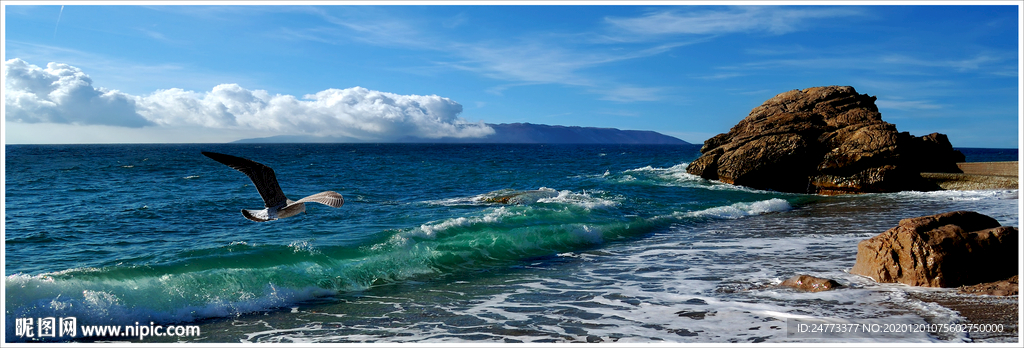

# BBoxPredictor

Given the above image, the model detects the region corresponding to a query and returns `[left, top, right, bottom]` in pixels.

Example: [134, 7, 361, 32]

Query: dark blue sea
[4, 144, 1019, 343]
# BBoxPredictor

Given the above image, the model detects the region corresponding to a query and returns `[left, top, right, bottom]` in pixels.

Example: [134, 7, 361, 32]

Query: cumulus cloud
[4, 59, 493, 140]
[4, 58, 151, 127]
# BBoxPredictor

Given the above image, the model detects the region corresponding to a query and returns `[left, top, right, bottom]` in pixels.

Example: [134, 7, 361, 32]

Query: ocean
[3, 144, 1019, 343]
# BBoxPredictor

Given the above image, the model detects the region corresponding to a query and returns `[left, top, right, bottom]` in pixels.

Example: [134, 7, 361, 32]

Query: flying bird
[202, 151, 344, 222]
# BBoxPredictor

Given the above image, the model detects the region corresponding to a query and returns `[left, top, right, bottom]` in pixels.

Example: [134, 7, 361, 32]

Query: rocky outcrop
[850, 211, 1018, 288]
[780, 274, 843, 292]
[686, 86, 965, 194]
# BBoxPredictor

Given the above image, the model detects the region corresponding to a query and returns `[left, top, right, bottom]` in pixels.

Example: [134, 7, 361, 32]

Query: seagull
[202, 151, 344, 222]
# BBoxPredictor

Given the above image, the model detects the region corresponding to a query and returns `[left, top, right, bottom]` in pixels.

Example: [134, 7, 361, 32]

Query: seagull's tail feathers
[294, 191, 345, 208]
[242, 208, 275, 222]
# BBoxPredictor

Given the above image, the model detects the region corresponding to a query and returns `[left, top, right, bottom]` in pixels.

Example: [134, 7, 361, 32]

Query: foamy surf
[6, 144, 1016, 343]
[618, 163, 791, 196]
[7, 196, 802, 341]
[682, 198, 793, 219]
[425, 187, 617, 209]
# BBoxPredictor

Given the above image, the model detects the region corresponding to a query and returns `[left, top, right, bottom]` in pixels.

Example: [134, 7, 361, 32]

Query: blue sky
[2, 3, 1021, 147]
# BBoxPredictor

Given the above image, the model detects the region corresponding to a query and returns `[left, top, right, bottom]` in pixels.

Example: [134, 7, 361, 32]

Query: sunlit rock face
[850, 211, 1018, 288]
[686, 86, 965, 194]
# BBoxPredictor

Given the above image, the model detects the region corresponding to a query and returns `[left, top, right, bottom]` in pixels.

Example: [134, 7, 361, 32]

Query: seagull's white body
[202, 151, 344, 222]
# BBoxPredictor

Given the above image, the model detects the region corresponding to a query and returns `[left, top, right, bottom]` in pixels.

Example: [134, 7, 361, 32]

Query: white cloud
[5, 59, 493, 141]
[4, 40, 257, 96]
[4, 58, 151, 127]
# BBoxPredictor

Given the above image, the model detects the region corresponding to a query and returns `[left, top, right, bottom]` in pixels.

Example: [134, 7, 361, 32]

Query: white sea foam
[411, 206, 519, 239]
[288, 240, 321, 255]
[435, 229, 947, 343]
[864, 189, 1020, 226]
[536, 189, 618, 209]
[673, 198, 793, 220]
[205, 186, 1018, 344]
[4, 270, 339, 334]
[620, 163, 782, 195]
[424, 187, 618, 210]
[890, 188, 1019, 201]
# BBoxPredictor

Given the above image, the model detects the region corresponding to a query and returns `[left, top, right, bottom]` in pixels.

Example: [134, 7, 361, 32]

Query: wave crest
[676, 198, 792, 220]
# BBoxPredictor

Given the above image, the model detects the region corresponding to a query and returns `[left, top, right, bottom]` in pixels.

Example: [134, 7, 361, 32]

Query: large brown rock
[687, 86, 965, 194]
[850, 211, 1018, 288]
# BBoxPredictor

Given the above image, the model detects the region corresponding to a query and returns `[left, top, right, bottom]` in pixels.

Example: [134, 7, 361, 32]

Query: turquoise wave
[5, 188, 791, 335]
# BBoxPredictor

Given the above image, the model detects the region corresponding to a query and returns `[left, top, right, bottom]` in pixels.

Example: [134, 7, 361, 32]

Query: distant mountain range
[233, 123, 690, 145]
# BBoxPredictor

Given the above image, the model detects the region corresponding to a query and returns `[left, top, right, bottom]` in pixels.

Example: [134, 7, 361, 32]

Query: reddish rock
[850, 211, 1018, 287]
[686, 86, 965, 194]
[780, 274, 842, 292]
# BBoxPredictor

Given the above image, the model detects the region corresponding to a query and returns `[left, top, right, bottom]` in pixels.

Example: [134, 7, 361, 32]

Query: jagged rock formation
[850, 211, 1018, 288]
[686, 86, 965, 194]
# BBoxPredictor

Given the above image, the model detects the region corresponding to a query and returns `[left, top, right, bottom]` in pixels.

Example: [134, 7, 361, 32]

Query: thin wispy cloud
[598, 109, 642, 117]
[880, 54, 1008, 72]
[442, 12, 469, 29]
[596, 86, 665, 103]
[717, 52, 1015, 78]
[446, 41, 596, 86]
[876, 98, 945, 111]
[694, 72, 746, 80]
[136, 27, 189, 46]
[304, 7, 435, 49]
[604, 6, 863, 38]
[53, 5, 64, 38]
[284, 8, 698, 103]
[5, 5, 1015, 147]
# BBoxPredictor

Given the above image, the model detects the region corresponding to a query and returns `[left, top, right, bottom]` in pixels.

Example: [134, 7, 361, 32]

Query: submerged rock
[675, 310, 715, 320]
[779, 274, 843, 292]
[850, 211, 1018, 288]
[479, 188, 559, 205]
[686, 86, 965, 194]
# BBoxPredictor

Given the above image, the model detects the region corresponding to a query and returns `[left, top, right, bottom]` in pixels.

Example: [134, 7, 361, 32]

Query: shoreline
[907, 165, 1019, 342]
[908, 291, 1019, 343]
[921, 161, 1019, 190]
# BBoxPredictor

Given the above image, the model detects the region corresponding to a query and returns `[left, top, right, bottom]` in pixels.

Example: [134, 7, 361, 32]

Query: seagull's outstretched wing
[202, 151, 288, 208]
[293, 191, 345, 208]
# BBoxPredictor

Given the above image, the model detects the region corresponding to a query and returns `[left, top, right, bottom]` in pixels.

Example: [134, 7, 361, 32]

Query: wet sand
[909, 291, 1019, 343]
